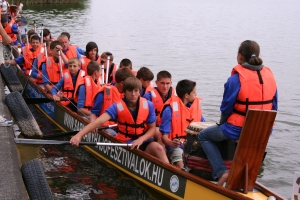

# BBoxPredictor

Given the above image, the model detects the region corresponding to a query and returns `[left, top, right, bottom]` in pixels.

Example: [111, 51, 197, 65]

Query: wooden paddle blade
[42, 130, 79, 139]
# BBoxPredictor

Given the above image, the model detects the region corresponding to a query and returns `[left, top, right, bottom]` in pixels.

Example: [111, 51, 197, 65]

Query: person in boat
[90, 68, 136, 136]
[136, 66, 154, 96]
[81, 41, 100, 73]
[41, 40, 68, 92]
[110, 58, 136, 85]
[73, 61, 102, 117]
[7, 35, 41, 75]
[42, 28, 55, 41]
[60, 31, 85, 56]
[51, 58, 85, 112]
[70, 77, 170, 163]
[58, 34, 83, 60]
[143, 70, 176, 145]
[198, 40, 278, 186]
[0, 0, 9, 13]
[100, 51, 118, 84]
[160, 79, 205, 169]
[0, 14, 12, 45]
[31, 39, 52, 84]
[1, 13, 18, 46]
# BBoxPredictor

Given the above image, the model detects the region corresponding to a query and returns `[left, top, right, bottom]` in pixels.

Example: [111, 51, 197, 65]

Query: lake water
[21, 0, 300, 198]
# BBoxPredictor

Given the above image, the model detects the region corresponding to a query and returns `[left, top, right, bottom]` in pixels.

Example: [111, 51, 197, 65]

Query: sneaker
[0, 116, 12, 126]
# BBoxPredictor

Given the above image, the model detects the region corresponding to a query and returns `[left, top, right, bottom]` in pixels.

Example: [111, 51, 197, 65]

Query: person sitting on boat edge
[136, 66, 154, 96]
[198, 40, 278, 186]
[81, 41, 100, 73]
[1, 13, 18, 46]
[58, 34, 83, 60]
[90, 68, 135, 136]
[100, 51, 118, 84]
[7, 35, 41, 75]
[51, 58, 85, 112]
[70, 77, 170, 163]
[143, 70, 176, 146]
[41, 40, 69, 93]
[160, 79, 205, 169]
[60, 31, 85, 56]
[31, 39, 52, 85]
[73, 61, 102, 118]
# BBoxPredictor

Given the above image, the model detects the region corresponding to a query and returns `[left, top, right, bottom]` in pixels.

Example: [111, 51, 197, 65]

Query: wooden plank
[226, 109, 277, 192]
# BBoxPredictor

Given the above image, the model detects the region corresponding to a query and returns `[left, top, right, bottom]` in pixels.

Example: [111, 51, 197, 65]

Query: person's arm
[0, 21, 12, 45]
[272, 89, 278, 111]
[77, 85, 91, 116]
[70, 112, 111, 146]
[142, 91, 152, 101]
[31, 59, 39, 78]
[41, 62, 52, 92]
[90, 92, 104, 133]
[131, 122, 156, 149]
[76, 47, 86, 56]
[11, 24, 18, 34]
[51, 78, 64, 101]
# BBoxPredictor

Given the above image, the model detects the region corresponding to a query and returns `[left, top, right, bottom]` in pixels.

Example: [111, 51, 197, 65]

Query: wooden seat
[225, 109, 277, 193]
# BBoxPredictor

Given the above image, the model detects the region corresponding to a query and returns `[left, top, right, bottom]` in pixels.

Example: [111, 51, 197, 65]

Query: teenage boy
[90, 68, 135, 135]
[160, 79, 205, 169]
[136, 66, 154, 96]
[51, 58, 86, 111]
[70, 77, 169, 163]
[74, 61, 101, 117]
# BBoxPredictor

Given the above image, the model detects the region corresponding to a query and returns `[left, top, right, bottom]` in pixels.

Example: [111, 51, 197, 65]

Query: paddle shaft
[42, 124, 117, 139]
[21, 69, 32, 96]
[24, 97, 73, 104]
[14, 138, 132, 147]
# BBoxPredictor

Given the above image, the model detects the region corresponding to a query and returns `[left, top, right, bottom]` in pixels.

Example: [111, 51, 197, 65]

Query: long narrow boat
[13, 65, 286, 200]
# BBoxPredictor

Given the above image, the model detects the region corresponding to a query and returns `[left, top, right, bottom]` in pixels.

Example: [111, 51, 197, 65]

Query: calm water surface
[21, 0, 300, 198]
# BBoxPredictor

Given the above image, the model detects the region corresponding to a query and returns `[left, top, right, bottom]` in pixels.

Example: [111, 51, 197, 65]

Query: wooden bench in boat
[225, 109, 277, 193]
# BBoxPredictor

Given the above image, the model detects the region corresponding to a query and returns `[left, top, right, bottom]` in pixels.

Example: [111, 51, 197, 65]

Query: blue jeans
[198, 124, 228, 180]
[105, 128, 117, 136]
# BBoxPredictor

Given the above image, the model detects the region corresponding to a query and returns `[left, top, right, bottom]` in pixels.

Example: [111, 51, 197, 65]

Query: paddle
[21, 69, 32, 96]
[23, 97, 73, 104]
[42, 124, 117, 139]
[14, 138, 132, 147]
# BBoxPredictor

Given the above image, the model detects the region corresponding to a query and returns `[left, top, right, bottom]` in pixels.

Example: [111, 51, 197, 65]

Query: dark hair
[123, 77, 142, 92]
[157, 70, 171, 81]
[43, 28, 51, 38]
[238, 40, 263, 65]
[1, 14, 8, 24]
[176, 79, 196, 99]
[30, 35, 41, 43]
[61, 32, 70, 40]
[87, 61, 100, 76]
[45, 39, 53, 47]
[136, 67, 154, 81]
[85, 42, 98, 57]
[115, 68, 135, 83]
[119, 58, 132, 69]
[50, 41, 62, 50]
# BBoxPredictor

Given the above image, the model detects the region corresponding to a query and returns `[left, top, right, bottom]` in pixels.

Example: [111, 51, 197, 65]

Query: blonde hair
[68, 58, 81, 66]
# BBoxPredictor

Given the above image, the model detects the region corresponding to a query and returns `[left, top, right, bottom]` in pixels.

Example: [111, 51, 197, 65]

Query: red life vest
[116, 97, 149, 142]
[227, 64, 277, 127]
[46, 57, 66, 85]
[74, 75, 101, 110]
[64, 45, 77, 59]
[4, 20, 17, 42]
[149, 87, 175, 125]
[22, 46, 41, 75]
[60, 70, 86, 106]
[163, 96, 202, 141]
[81, 56, 101, 73]
[34, 53, 46, 84]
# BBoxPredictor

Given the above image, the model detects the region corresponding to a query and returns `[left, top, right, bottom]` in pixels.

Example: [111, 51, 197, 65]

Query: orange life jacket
[4, 20, 17, 42]
[34, 53, 46, 84]
[46, 57, 66, 85]
[60, 70, 86, 106]
[74, 75, 101, 110]
[22, 46, 41, 75]
[163, 96, 202, 141]
[95, 86, 122, 126]
[227, 64, 277, 127]
[116, 97, 149, 142]
[81, 56, 101, 73]
[64, 45, 78, 59]
[149, 87, 175, 125]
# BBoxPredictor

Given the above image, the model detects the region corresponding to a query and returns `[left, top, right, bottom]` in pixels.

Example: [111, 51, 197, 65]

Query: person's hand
[172, 138, 181, 148]
[57, 91, 64, 98]
[130, 138, 144, 149]
[55, 45, 62, 51]
[70, 134, 82, 147]
[92, 127, 98, 134]
[52, 94, 60, 101]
